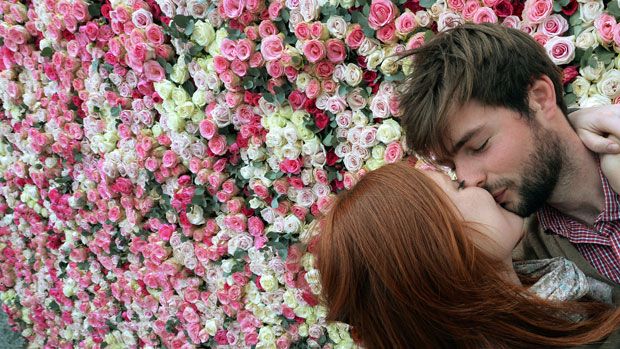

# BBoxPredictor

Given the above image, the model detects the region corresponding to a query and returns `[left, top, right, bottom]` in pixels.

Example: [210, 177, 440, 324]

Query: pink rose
[162, 150, 178, 168]
[532, 32, 549, 46]
[143, 60, 165, 82]
[406, 32, 426, 50]
[132, 8, 153, 28]
[384, 141, 404, 163]
[447, 0, 465, 11]
[231, 59, 249, 76]
[208, 134, 227, 155]
[502, 15, 522, 29]
[310, 22, 325, 39]
[377, 22, 397, 43]
[295, 23, 311, 40]
[368, 0, 398, 30]
[315, 61, 334, 78]
[145, 24, 165, 46]
[236, 39, 254, 61]
[305, 78, 321, 99]
[268, 1, 283, 20]
[325, 39, 346, 63]
[213, 56, 230, 73]
[523, 0, 552, 24]
[595, 14, 616, 44]
[279, 158, 302, 174]
[540, 14, 568, 37]
[395, 11, 416, 35]
[266, 60, 284, 78]
[261, 35, 284, 61]
[461, 0, 480, 20]
[220, 38, 237, 60]
[544, 35, 575, 65]
[613, 23, 620, 48]
[303, 39, 326, 63]
[345, 24, 366, 49]
[258, 20, 278, 38]
[222, 0, 245, 18]
[71, 1, 89, 22]
[473, 7, 498, 24]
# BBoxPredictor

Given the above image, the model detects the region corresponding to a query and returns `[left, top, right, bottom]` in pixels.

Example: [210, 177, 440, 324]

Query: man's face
[446, 100, 564, 217]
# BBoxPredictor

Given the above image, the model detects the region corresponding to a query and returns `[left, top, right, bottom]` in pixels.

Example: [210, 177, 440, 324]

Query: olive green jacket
[516, 216, 620, 348]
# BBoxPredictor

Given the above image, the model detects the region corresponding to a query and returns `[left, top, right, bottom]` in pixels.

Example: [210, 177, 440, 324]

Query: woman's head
[315, 161, 619, 348]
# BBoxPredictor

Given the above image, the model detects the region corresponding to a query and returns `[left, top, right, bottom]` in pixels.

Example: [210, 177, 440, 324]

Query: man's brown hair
[398, 23, 568, 162]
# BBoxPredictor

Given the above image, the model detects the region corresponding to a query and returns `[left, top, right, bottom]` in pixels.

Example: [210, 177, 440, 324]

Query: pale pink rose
[132, 8, 153, 28]
[295, 22, 311, 40]
[368, 0, 398, 30]
[462, 0, 481, 20]
[235, 39, 254, 61]
[268, 1, 283, 20]
[473, 7, 498, 24]
[162, 150, 179, 168]
[377, 22, 397, 43]
[523, 0, 552, 24]
[258, 20, 278, 38]
[594, 13, 616, 44]
[261, 35, 284, 61]
[395, 11, 417, 35]
[540, 14, 568, 37]
[544, 35, 575, 65]
[305, 78, 321, 99]
[266, 60, 284, 78]
[322, 79, 337, 93]
[437, 12, 464, 32]
[246, 0, 263, 13]
[143, 60, 165, 82]
[208, 134, 227, 155]
[231, 59, 249, 76]
[183, 307, 200, 323]
[71, 1, 89, 21]
[406, 32, 426, 50]
[249, 51, 264, 67]
[384, 141, 404, 163]
[613, 24, 620, 47]
[447, 0, 465, 11]
[220, 38, 237, 60]
[222, 0, 245, 18]
[303, 39, 326, 63]
[345, 24, 365, 49]
[145, 24, 165, 46]
[502, 15, 522, 29]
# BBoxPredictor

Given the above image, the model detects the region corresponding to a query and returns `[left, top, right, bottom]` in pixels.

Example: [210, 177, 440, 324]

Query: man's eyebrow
[451, 125, 484, 154]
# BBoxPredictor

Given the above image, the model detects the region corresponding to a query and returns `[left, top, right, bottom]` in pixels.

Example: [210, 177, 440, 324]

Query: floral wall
[0, 0, 618, 347]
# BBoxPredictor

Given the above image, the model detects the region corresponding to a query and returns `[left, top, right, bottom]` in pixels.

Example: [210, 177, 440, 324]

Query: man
[398, 23, 620, 286]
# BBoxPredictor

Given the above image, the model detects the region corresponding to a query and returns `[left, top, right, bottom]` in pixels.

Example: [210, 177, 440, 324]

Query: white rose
[415, 10, 432, 27]
[326, 16, 347, 39]
[369, 95, 390, 119]
[346, 88, 367, 111]
[437, 12, 464, 32]
[344, 63, 363, 87]
[571, 77, 591, 97]
[579, 93, 611, 107]
[376, 119, 402, 143]
[343, 153, 362, 171]
[597, 69, 620, 99]
[575, 26, 599, 50]
[579, 59, 605, 81]
[366, 50, 385, 71]
[187, 205, 206, 225]
[579, 0, 604, 24]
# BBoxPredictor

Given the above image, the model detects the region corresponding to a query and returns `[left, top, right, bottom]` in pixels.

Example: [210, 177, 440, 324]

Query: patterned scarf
[513, 257, 613, 304]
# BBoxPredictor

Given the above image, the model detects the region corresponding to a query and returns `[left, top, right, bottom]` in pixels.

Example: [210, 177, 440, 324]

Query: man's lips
[492, 188, 507, 203]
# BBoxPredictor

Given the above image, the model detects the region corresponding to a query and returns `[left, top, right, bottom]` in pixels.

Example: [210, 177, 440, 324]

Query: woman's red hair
[315, 161, 620, 348]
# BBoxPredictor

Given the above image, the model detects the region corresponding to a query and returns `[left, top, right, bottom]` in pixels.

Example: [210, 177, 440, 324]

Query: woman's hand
[569, 105, 620, 153]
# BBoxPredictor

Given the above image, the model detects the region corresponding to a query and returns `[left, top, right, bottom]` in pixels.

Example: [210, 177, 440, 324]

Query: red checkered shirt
[538, 167, 620, 284]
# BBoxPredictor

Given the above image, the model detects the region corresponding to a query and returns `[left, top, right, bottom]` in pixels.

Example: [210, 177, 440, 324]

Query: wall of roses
[0, 0, 618, 347]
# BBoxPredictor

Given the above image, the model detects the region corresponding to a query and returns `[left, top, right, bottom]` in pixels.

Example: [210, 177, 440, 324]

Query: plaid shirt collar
[538, 166, 620, 243]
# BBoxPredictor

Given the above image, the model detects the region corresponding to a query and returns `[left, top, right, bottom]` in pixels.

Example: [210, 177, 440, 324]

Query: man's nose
[455, 161, 486, 188]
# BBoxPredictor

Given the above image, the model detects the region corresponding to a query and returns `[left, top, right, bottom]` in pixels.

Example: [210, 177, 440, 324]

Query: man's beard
[487, 128, 564, 217]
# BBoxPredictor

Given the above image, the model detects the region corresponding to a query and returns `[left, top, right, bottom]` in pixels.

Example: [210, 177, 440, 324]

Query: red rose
[562, 65, 579, 85]
[363, 70, 378, 84]
[326, 149, 339, 166]
[562, 0, 578, 16]
[493, 0, 513, 17]
[314, 112, 329, 130]
[289, 90, 307, 110]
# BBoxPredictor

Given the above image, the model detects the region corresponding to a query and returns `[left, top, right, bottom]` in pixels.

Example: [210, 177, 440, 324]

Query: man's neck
[546, 137, 604, 226]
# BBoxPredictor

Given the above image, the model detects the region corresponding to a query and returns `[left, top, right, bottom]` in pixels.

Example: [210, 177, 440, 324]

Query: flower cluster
[0, 0, 619, 347]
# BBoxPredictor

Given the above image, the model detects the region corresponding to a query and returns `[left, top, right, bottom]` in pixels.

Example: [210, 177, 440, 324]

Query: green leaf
[271, 197, 279, 208]
[579, 47, 594, 68]
[552, 1, 562, 12]
[281, 9, 290, 22]
[384, 71, 405, 82]
[185, 20, 195, 36]
[559, 0, 569, 6]
[243, 78, 254, 89]
[595, 48, 616, 65]
[609, 1, 620, 17]
[419, 0, 436, 8]
[41, 47, 53, 58]
[263, 93, 275, 103]
[88, 3, 101, 17]
[110, 105, 121, 117]
[564, 92, 577, 106]
[173, 15, 191, 28]
[189, 44, 203, 56]
[323, 133, 334, 146]
[569, 14, 582, 27]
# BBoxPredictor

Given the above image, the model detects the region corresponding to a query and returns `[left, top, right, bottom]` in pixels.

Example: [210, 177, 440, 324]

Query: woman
[315, 160, 620, 349]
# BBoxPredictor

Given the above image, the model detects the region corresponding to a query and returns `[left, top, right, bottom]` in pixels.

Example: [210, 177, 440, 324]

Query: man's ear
[528, 75, 557, 120]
